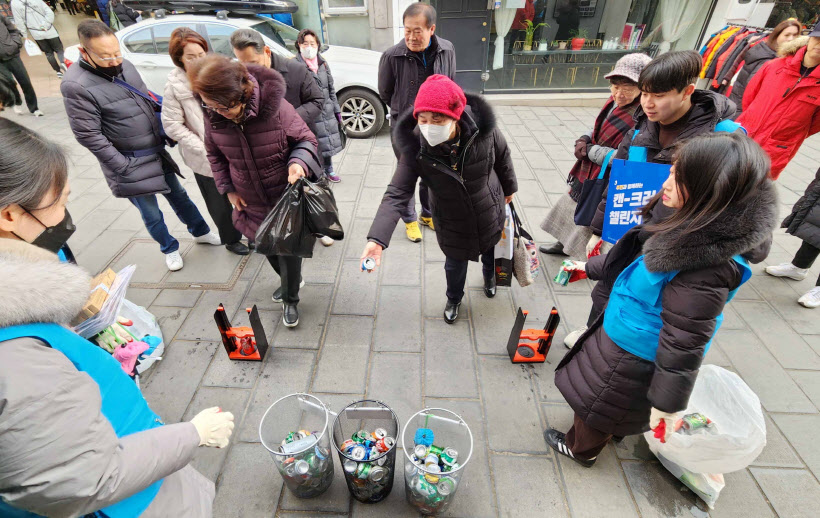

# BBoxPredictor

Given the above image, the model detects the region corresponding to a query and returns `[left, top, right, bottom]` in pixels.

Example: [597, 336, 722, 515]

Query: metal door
[431, 0, 492, 93]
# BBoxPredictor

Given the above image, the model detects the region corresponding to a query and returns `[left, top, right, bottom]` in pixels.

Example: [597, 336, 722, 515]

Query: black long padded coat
[555, 181, 777, 437]
[367, 94, 517, 262]
[783, 166, 820, 249]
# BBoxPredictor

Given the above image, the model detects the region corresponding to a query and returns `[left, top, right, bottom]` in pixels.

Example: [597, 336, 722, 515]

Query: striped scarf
[569, 96, 639, 183]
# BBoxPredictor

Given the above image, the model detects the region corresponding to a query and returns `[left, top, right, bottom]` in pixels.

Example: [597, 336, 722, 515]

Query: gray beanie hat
[605, 52, 653, 83]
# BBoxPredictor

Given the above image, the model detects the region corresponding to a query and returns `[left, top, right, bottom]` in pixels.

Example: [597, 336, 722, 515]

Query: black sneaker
[543, 428, 596, 468]
[272, 280, 305, 303]
[283, 303, 299, 328]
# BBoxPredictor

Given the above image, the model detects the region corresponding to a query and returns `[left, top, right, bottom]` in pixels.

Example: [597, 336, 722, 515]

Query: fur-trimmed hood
[779, 35, 809, 57]
[0, 239, 90, 328]
[394, 93, 497, 157]
[642, 180, 778, 272]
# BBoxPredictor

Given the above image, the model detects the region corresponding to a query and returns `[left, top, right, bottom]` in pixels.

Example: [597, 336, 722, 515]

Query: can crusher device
[214, 304, 270, 361]
[506, 307, 560, 363]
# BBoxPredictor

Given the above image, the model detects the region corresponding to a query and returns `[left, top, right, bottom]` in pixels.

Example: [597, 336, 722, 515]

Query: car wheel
[338, 88, 385, 139]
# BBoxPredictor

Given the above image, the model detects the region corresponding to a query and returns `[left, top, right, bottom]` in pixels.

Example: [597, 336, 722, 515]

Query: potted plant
[523, 20, 548, 51]
[570, 28, 589, 51]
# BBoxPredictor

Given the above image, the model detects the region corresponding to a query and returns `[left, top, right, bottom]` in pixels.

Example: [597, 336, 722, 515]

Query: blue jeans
[130, 170, 210, 254]
[444, 249, 495, 304]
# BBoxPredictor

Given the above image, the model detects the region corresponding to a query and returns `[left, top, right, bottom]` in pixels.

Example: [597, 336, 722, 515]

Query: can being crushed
[678, 413, 715, 434]
[275, 429, 334, 498]
[361, 257, 376, 272]
[553, 259, 573, 286]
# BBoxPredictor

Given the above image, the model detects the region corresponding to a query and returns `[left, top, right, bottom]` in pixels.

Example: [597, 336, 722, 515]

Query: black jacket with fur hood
[555, 180, 777, 437]
[367, 94, 517, 262]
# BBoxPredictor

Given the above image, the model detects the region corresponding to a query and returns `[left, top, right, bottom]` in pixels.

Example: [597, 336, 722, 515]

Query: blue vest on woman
[603, 255, 752, 362]
[0, 323, 164, 518]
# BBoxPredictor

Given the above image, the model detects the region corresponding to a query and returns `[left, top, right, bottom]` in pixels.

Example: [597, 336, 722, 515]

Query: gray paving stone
[333, 260, 380, 315]
[732, 301, 820, 370]
[212, 442, 282, 518]
[238, 252, 265, 282]
[182, 387, 251, 481]
[492, 454, 568, 517]
[301, 241, 344, 285]
[771, 414, 820, 478]
[424, 319, 479, 398]
[344, 218, 376, 260]
[356, 187, 385, 219]
[751, 467, 820, 518]
[423, 237, 447, 262]
[242, 264, 280, 311]
[709, 469, 774, 517]
[514, 179, 549, 208]
[238, 349, 316, 442]
[324, 315, 375, 346]
[751, 414, 804, 468]
[621, 460, 709, 518]
[717, 330, 817, 413]
[791, 370, 820, 409]
[614, 435, 656, 461]
[142, 340, 218, 423]
[271, 284, 333, 349]
[166, 244, 245, 285]
[374, 286, 422, 352]
[125, 287, 160, 308]
[312, 343, 370, 394]
[479, 356, 547, 453]
[470, 290, 516, 355]
[153, 288, 202, 308]
[69, 208, 124, 250]
[177, 282, 249, 341]
[368, 352, 422, 426]
[381, 237, 422, 286]
[148, 305, 191, 343]
[201, 347, 263, 389]
[74, 229, 138, 275]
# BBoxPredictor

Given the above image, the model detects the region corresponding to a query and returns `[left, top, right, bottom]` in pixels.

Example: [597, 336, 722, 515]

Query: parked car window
[250, 18, 299, 54]
[154, 23, 197, 54]
[124, 27, 156, 54]
[202, 23, 237, 57]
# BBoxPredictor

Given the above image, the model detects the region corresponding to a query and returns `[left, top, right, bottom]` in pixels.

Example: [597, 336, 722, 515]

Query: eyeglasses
[610, 84, 640, 95]
[201, 101, 241, 114]
[85, 48, 123, 62]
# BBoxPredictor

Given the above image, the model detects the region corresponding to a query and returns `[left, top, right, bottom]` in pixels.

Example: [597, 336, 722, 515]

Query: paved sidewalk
[6, 96, 820, 517]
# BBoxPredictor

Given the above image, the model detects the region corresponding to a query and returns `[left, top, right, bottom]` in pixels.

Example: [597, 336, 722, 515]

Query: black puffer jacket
[368, 94, 517, 261]
[296, 53, 342, 160]
[0, 15, 22, 61]
[783, 166, 820, 249]
[729, 42, 776, 118]
[113, 2, 140, 27]
[555, 181, 777, 436]
[61, 59, 178, 198]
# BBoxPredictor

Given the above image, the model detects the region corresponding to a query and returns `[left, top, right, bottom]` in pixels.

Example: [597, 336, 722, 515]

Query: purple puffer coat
[203, 65, 319, 239]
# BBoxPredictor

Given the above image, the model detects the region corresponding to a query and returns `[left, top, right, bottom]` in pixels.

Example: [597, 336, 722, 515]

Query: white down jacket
[161, 66, 212, 177]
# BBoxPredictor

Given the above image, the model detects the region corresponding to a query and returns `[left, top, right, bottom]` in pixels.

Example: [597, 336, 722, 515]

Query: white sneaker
[194, 231, 222, 245]
[564, 325, 588, 349]
[765, 262, 808, 281]
[165, 251, 184, 271]
[33, 109, 44, 117]
[798, 286, 820, 308]
[13, 105, 23, 114]
[319, 235, 334, 247]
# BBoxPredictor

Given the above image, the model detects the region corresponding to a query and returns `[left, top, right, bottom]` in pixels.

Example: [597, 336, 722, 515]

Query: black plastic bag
[254, 182, 316, 258]
[303, 177, 344, 240]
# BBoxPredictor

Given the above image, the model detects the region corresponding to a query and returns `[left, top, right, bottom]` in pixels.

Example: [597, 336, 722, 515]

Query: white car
[65, 14, 385, 137]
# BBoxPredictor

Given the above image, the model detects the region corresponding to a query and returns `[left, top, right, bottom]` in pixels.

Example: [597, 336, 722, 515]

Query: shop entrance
[432, 0, 492, 93]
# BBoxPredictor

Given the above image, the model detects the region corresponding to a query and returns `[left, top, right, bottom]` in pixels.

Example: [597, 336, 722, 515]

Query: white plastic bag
[494, 204, 514, 286]
[645, 364, 767, 474]
[656, 452, 725, 509]
[24, 39, 42, 57]
[118, 299, 165, 374]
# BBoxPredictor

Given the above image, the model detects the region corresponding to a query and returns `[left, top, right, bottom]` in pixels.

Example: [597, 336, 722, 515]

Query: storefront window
[485, 0, 712, 91]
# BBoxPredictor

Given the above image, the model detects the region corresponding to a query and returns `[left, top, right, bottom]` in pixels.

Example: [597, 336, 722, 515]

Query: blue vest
[603, 255, 752, 362]
[0, 323, 165, 518]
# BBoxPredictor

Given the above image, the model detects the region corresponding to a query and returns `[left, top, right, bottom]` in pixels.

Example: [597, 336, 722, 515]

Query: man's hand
[360, 241, 383, 273]
[288, 163, 306, 184]
[227, 192, 246, 211]
[505, 194, 514, 204]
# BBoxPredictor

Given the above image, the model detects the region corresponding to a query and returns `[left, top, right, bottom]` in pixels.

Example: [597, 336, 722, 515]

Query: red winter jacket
[737, 40, 820, 179]
[204, 65, 319, 239]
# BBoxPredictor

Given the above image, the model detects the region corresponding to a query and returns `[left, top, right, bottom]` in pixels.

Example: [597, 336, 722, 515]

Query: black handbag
[573, 150, 615, 226]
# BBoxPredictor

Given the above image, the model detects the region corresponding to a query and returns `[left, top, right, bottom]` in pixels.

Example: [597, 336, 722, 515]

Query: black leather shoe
[539, 242, 568, 255]
[483, 275, 497, 298]
[283, 304, 299, 328]
[272, 280, 305, 303]
[544, 428, 596, 468]
[443, 301, 461, 324]
[225, 241, 250, 255]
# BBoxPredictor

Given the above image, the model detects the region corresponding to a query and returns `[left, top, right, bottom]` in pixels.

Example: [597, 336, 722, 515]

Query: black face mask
[12, 209, 76, 254]
[87, 53, 123, 77]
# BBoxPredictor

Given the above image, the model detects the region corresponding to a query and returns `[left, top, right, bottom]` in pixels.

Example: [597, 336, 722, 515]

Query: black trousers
[63, 0, 77, 14]
[35, 36, 66, 74]
[565, 413, 613, 460]
[0, 56, 37, 112]
[266, 255, 303, 304]
[193, 173, 242, 245]
[443, 249, 494, 304]
[793, 241, 820, 286]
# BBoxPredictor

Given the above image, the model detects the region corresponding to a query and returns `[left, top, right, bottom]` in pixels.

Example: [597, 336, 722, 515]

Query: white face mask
[419, 122, 453, 147]
[300, 46, 318, 60]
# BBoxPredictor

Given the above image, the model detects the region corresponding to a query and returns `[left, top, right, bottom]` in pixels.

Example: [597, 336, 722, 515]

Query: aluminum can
[369, 465, 388, 483]
[343, 459, 358, 473]
[349, 445, 367, 461]
[356, 463, 372, 479]
[424, 453, 439, 467]
[373, 428, 387, 440]
[294, 460, 309, 476]
[428, 445, 444, 457]
[238, 336, 256, 356]
[441, 447, 458, 467]
[341, 439, 357, 451]
[437, 476, 457, 496]
[353, 430, 370, 443]
[414, 444, 428, 459]
[361, 257, 376, 272]
[424, 463, 442, 483]
[680, 413, 713, 432]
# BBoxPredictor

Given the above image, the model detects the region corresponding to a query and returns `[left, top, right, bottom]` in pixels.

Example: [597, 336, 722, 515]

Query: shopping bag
[510, 202, 539, 287]
[574, 150, 614, 226]
[655, 452, 725, 509]
[23, 39, 42, 57]
[338, 118, 348, 149]
[494, 204, 514, 287]
[117, 299, 165, 375]
[255, 182, 317, 258]
[302, 177, 344, 239]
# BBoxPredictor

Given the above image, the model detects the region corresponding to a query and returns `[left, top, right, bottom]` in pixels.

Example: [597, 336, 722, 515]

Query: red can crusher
[505, 307, 560, 363]
[214, 304, 270, 361]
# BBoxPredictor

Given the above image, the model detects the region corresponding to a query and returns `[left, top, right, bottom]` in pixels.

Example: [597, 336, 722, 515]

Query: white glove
[565, 260, 586, 271]
[649, 407, 681, 443]
[191, 407, 235, 448]
[586, 235, 602, 257]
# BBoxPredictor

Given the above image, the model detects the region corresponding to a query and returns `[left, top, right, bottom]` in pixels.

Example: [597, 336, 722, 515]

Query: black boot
[483, 274, 497, 298]
[543, 428, 596, 468]
[225, 241, 250, 255]
[283, 303, 299, 328]
[443, 301, 461, 324]
[539, 242, 568, 256]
